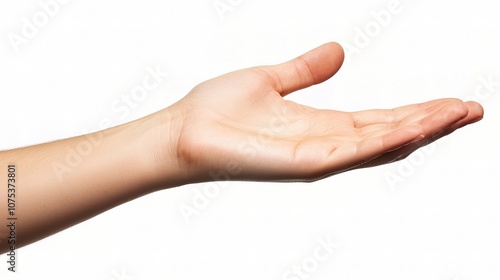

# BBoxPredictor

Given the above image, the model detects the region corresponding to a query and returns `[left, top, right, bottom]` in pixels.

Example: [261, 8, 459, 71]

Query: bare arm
[0, 113, 185, 252]
[0, 42, 483, 253]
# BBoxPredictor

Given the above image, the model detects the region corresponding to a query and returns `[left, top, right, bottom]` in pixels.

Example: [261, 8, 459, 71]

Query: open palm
[168, 42, 483, 182]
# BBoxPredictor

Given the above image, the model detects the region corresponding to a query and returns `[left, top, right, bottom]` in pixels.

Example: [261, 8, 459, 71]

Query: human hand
[155, 42, 483, 184]
[0, 42, 484, 252]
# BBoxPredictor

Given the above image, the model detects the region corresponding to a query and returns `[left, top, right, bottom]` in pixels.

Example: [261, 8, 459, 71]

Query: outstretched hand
[0, 42, 485, 252]
[1, 42, 483, 253]
[158, 42, 483, 183]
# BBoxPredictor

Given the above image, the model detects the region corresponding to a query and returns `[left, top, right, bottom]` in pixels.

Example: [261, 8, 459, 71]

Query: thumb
[264, 42, 345, 96]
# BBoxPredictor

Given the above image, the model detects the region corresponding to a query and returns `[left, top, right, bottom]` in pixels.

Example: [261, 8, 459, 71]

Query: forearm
[0, 110, 182, 253]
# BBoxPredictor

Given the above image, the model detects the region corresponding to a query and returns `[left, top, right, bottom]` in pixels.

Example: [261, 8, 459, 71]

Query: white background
[1, 0, 499, 279]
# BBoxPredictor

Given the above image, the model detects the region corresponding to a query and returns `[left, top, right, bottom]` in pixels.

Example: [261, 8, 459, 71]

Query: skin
[0, 42, 483, 253]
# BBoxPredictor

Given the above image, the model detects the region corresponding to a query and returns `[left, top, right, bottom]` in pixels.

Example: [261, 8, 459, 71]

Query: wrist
[132, 103, 189, 190]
